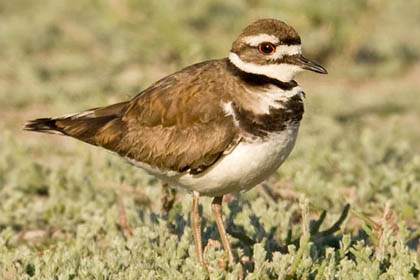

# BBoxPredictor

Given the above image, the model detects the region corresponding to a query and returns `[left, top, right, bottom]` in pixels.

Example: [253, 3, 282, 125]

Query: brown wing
[25, 59, 239, 174]
[115, 60, 238, 173]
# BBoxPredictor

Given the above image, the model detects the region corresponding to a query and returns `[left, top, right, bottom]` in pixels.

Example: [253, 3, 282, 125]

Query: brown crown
[231, 19, 301, 54]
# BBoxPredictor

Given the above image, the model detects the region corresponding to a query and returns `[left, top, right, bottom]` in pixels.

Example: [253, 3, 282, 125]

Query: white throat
[229, 52, 303, 82]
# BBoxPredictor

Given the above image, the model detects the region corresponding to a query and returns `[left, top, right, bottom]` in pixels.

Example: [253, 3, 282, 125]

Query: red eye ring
[258, 42, 276, 55]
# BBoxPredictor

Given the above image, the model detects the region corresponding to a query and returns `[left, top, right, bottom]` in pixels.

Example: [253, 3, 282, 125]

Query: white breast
[175, 123, 299, 196]
[125, 123, 299, 197]
[126, 85, 303, 197]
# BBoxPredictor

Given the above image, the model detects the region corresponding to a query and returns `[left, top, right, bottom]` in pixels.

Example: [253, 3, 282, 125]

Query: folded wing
[25, 60, 238, 174]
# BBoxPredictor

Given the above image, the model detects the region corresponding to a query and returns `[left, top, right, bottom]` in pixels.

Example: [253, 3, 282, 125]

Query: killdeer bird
[25, 18, 327, 269]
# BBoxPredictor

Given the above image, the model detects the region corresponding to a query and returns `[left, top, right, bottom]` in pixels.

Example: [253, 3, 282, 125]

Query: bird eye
[258, 42, 276, 55]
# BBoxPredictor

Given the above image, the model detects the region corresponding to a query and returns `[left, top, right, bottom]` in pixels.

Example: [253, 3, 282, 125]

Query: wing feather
[26, 59, 239, 174]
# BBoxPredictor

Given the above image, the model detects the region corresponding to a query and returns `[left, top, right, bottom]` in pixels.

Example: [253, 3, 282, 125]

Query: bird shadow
[148, 195, 420, 278]
[158, 196, 351, 274]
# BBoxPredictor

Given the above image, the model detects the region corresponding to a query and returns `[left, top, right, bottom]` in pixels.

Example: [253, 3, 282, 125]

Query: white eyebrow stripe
[242, 34, 302, 58]
[270, 45, 302, 59]
[242, 34, 279, 46]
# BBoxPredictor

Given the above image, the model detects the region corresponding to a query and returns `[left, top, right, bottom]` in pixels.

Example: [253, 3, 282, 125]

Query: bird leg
[161, 181, 176, 214]
[211, 196, 234, 264]
[191, 191, 207, 268]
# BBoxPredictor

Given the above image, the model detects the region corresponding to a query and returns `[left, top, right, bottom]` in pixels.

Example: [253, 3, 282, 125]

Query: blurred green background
[1, 0, 420, 279]
[1, 0, 420, 111]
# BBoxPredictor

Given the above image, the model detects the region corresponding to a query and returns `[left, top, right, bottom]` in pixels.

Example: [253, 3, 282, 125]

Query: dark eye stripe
[282, 37, 301, 45]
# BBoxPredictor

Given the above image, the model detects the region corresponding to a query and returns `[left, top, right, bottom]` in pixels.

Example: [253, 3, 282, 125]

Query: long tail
[24, 101, 129, 149]
[24, 118, 64, 135]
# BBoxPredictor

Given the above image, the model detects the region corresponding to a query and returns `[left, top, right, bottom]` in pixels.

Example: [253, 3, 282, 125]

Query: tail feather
[24, 101, 129, 148]
[24, 118, 62, 135]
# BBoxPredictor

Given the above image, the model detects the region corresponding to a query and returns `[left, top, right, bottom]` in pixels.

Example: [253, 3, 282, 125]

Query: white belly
[174, 123, 299, 196]
[126, 124, 299, 197]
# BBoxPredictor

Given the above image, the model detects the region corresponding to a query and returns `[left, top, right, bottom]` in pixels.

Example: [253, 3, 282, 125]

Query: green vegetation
[1, 0, 420, 278]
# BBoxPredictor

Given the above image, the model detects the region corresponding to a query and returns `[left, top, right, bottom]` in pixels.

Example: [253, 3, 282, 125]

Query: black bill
[295, 55, 328, 74]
